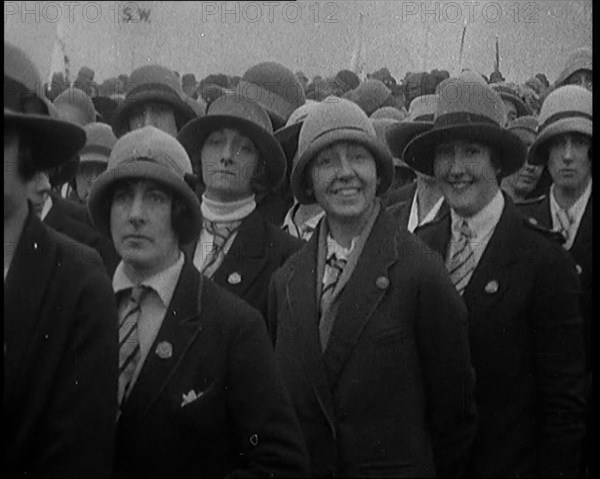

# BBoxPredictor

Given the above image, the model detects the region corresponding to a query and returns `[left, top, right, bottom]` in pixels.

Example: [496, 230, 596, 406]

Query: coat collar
[120, 259, 204, 421]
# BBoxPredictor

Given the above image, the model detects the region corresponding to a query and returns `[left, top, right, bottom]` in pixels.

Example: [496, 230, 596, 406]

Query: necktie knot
[458, 219, 474, 239]
[130, 285, 149, 305]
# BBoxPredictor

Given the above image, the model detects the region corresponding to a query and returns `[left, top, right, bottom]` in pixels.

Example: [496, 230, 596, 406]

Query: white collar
[113, 252, 184, 308]
[201, 194, 256, 223]
[450, 189, 505, 240]
[550, 179, 592, 221]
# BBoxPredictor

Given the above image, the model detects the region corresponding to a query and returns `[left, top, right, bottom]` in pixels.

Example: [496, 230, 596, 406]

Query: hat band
[4, 76, 47, 115]
[126, 82, 182, 103]
[310, 125, 371, 144]
[118, 156, 185, 178]
[80, 144, 112, 157]
[537, 110, 593, 133]
[434, 112, 498, 129]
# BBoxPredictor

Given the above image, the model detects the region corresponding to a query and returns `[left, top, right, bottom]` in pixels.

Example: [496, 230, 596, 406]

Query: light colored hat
[4, 42, 86, 169]
[555, 47, 592, 88]
[291, 97, 394, 204]
[274, 101, 322, 166]
[386, 94, 437, 159]
[177, 92, 287, 191]
[370, 106, 407, 121]
[112, 64, 197, 138]
[80, 122, 118, 165]
[507, 115, 538, 135]
[54, 87, 98, 126]
[528, 85, 592, 165]
[88, 126, 201, 243]
[237, 62, 306, 129]
[404, 78, 527, 178]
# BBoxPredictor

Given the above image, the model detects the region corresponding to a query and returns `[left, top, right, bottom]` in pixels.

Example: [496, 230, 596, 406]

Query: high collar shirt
[407, 189, 444, 233]
[549, 179, 592, 250]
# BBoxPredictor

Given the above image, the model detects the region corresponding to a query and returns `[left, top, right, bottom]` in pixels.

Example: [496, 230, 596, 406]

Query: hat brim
[386, 121, 432, 158]
[5, 109, 86, 169]
[177, 115, 287, 191]
[291, 129, 394, 205]
[528, 118, 593, 165]
[88, 160, 202, 244]
[112, 90, 196, 138]
[404, 123, 527, 178]
[274, 121, 304, 179]
[499, 92, 532, 117]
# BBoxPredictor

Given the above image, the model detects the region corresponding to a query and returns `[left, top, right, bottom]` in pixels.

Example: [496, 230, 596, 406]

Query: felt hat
[79, 122, 118, 165]
[177, 92, 287, 191]
[491, 82, 533, 118]
[555, 47, 592, 88]
[404, 78, 527, 178]
[88, 125, 201, 243]
[4, 41, 86, 169]
[528, 85, 592, 165]
[53, 87, 98, 126]
[386, 94, 437, 159]
[112, 64, 197, 138]
[369, 106, 407, 121]
[343, 79, 394, 117]
[237, 62, 306, 129]
[274, 101, 321, 167]
[291, 96, 394, 204]
[371, 118, 411, 170]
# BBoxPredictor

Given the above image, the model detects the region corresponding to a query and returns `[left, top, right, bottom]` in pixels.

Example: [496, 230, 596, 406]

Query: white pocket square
[180, 389, 204, 408]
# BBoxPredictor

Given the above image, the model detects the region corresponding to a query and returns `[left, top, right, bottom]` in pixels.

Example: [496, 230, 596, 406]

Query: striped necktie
[447, 219, 476, 296]
[118, 286, 149, 408]
[201, 219, 242, 278]
[555, 208, 574, 246]
[319, 254, 348, 351]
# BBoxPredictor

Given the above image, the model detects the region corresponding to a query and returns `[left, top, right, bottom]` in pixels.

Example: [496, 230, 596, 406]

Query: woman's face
[200, 128, 260, 202]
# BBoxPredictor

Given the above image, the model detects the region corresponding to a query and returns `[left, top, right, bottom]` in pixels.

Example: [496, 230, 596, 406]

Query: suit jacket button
[576, 264, 583, 275]
[528, 217, 538, 225]
[228, 272, 242, 285]
[375, 276, 389, 290]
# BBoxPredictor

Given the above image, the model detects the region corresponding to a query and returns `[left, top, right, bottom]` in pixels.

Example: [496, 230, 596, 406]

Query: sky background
[5, 0, 592, 85]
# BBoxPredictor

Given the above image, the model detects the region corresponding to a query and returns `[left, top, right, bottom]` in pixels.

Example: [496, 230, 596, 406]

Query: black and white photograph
[5, 1, 592, 477]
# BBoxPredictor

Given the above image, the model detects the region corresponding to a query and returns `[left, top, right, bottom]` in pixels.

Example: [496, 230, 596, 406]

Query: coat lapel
[212, 210, 268, 295]
[121, 261, 204, 420]
[462, 198, 521, 315]
[323, 210, 399, 387]
[285, 234, 337, 437]
[4, 211, 57, 405]
[570, 193, 592, 254]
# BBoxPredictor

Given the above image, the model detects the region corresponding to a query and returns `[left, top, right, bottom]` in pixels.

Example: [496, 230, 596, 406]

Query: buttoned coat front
[4, 210, 119, 478]
[268, 209, 477, 477]
[114, 259, 310, 479]
[416, 197, 586, 477]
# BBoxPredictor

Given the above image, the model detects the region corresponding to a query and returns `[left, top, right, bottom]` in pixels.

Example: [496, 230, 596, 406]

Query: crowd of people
[4, 37, 592, 478]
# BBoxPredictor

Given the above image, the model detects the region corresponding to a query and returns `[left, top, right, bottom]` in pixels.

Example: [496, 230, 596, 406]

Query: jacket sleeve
[532, 243, 586, 477]
[415, 250, 477, 477]
[37, 250, 119, 478]
[225, 306, 310, 478]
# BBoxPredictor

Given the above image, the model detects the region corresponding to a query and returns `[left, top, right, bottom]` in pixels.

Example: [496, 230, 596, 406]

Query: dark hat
[529, 85, 592, 165]
[88, 126, 202, 244]
[4, 41, 85, 169]
[92, 96, 119, 125]
[177, 92, 287, 191]
[291, 97, 394, 204]
[335, 69, 361, 91]
[507, 115, 538, 135]
[491, 82, 533, 118]
[112, 64, 197, 138]
[371, 118, 412, 171]
[343, 79, 393, 117]
[237, 62, 306, 129]
[404, 78, 527, 178]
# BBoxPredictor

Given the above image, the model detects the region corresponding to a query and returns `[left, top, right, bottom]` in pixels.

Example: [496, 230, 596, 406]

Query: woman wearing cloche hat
[413, 77, 586, 477]
[270, 96, 476, 477]
[177, 92, 302, 320]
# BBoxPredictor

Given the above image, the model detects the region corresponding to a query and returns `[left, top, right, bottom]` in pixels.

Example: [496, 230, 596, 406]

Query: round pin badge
[155, 341, 173, 359]
[375, 276, 390, 290]
[228, 272, 242, 285]
[485, 280, 499, 294]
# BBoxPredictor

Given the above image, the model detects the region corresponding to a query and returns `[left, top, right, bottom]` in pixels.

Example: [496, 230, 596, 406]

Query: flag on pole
[350, 12, 367, 81]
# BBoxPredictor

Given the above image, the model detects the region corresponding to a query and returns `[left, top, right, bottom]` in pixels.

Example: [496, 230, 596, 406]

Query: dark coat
[114, 259, 310, 479]
[386, 182, 449, 231]
[268, 209, 477, 477]
[4, 210, 119, 478]
[184, 209, 302, 320]
[44, 193, 119, 275]
[518, 193, 593, 370]
[416, 196, 586, 478]
[383, 180, 417, 207]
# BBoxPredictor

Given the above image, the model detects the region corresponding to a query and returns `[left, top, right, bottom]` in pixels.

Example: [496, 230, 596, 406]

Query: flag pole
[457, 17, 468, 75]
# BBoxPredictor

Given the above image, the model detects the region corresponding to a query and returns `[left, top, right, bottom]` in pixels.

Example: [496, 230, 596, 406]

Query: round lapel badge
[155, 341, 173, 359]
[575, 264, 583, 275]
[228, 272, 242, 285]
[484, 280, 499, 294]
[375, 276, 390, 290]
